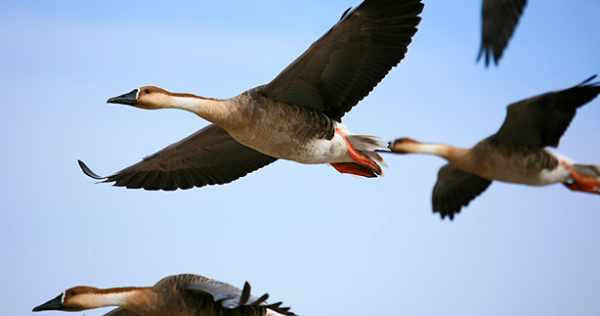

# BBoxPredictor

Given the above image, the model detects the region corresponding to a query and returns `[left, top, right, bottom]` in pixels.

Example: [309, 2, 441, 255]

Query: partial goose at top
[33, 273, 295, 316]
[388, 76, 600, 219]
[477, 0, 527, 67]
[78, 0, 424, 191]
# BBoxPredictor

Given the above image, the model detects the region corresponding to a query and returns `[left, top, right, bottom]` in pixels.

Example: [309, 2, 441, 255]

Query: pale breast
[470, 140, 564, 186]
[223, 88, 348, 164]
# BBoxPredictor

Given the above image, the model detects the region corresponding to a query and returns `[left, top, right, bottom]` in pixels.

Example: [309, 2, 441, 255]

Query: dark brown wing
[185, 278, 250, 308]
[186, 279, 296, 316]
[477, 0, 527, 66]
[259, 0, 423, 122]
[102, 308, 143, 316]
[489, 75, 600, 148]
[432, 164, 492, 220]
[79, 124, 277, 191]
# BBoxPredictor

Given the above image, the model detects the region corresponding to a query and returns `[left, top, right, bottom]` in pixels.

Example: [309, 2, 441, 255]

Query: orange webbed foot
[334, 129, 382, 177]
[562, 162, 600, 194]
[330, 162, 378, 178]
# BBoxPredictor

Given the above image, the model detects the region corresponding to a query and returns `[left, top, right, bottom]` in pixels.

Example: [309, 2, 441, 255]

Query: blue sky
[1, 1, 600, 316]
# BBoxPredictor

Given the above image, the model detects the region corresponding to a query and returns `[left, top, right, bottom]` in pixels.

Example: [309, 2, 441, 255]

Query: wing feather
[478, 0, 527, 66]
[490, 76, 600, 147]
[260, 0, 423, 122]
[79, 124, 277, 191]
[432, 164, 492, 220]
[185, 279, 296, 316]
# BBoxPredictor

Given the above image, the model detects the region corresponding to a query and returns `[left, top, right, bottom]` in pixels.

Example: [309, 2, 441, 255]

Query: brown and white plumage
[33, 274, 296, 316]
[79, 124, 277, 190]
[477, 0, 527, 67]
[79, 0, 424, 190]
[388, 76, 600, 219]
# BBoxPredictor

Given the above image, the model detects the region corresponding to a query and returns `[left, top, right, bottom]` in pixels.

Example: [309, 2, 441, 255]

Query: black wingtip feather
[575, 74, 598, 87]
[252, 293, 269, 306]
[237, 282, 251, 307]
[78, 160, 106, 180]
[232, 282, 296, 316]
[340, 7, 352, 20]
[267, 302, 297, 316]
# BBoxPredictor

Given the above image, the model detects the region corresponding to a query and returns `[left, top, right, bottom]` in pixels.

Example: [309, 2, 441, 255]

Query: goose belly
[221, 90, 358, 164]
[486, 167, 568, 186]
[475, 148, 571, 186]
[230, 126, 352, 164]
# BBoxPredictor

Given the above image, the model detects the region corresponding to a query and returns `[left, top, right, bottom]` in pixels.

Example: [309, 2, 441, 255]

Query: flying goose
[477, 0, 527, 66]
[388, 76, 600, 219]
[78, 0, 424, 191]
[33, 274, 295, 316]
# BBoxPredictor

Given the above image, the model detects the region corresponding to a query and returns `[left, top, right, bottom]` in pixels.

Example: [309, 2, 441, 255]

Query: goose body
[445, 138, 571, 186]
[478, 0, 527, 66]
[79, 0, 424, 191]
[153, 87, 355, 165]
[33, 274, 295, 316]
[389, 76, 600, 219]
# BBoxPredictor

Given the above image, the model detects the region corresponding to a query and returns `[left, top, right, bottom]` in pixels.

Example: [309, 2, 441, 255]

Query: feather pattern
[260, 0, 424, 121]
[34, 274, 296, 316]
[388, 76, 600, 219]
[80, 0, 424, 189]
[79, 124, 277, 190]
[478, 0, 527, 66]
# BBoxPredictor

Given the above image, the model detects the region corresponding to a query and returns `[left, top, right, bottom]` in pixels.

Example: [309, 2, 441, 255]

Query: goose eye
[70, 291, 77, 296]
[145, 89, 151, 94]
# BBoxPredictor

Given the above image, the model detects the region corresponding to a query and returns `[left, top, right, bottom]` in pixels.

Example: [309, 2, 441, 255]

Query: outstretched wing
[489, 75, 600, 148]
[260, 0, 423, 122]
[432, 164, 492, 220]
[79, 124, 277, 190]
[185, 279, 296, 316]
[477, 0, 527, 66]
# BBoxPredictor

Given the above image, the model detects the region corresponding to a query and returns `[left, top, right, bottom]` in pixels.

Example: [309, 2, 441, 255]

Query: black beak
[107, 89, 139, 105]
[32, 294, 65, 312]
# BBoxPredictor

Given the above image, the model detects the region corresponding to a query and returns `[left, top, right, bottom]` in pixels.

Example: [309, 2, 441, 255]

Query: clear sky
[1, 1, 600, 316]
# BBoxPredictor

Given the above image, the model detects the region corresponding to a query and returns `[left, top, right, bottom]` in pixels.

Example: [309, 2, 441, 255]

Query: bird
[387, 75, 600, 219]
[33, 274, 296, 316]
[477, 0, 527, 67]
[78, 0, 424, 191]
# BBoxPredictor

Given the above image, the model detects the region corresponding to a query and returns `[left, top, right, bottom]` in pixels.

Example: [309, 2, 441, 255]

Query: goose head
[107, 86, 171, 110]
[389, 137, 421, 154]
[33, 286, 104, 312]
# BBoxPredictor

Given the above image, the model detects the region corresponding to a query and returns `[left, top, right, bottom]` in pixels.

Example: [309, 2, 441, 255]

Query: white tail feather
[346, 135, 389, 172]
[346, 135, 390, 152]
[573, 164, 600, 179]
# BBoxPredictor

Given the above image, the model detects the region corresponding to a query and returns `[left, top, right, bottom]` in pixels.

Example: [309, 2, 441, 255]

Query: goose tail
[572, 164, 600, 179]
[329, 134, 389, 178]
[346, 135, 390, 171]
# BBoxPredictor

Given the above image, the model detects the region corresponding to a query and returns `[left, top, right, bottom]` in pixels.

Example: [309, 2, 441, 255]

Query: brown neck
[118, 287, 161, 316]
[79, 287, 159, 315]
[165, 93, 236, 128]
[393, 142, 471, 167]
[166, 91, 222, 101]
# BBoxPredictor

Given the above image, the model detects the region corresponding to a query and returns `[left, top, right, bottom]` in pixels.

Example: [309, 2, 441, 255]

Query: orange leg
[330, 162, 377, 178]
[330, 129, 382, 177]
[562, 162, 600, 194]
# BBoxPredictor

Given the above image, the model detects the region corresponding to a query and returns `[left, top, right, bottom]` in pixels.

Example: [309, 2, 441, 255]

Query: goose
[477, 0, 527, 67]
[78, 0, 424, 191]
[388, 76, 600, 219]
[33, 274, 295, 316]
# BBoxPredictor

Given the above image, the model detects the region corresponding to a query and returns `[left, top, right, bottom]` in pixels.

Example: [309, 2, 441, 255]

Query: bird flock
[34, 0, 598, 316]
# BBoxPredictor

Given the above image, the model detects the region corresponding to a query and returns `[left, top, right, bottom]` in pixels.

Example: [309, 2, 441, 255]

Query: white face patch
[61, 290, 66, 304]
[135, 88, 141, 100]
